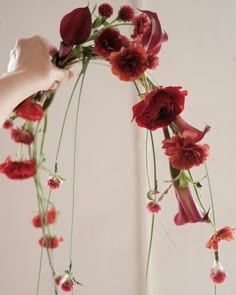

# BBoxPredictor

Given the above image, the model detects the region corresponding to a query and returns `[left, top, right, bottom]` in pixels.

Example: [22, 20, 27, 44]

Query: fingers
[54, 67, 74, 82]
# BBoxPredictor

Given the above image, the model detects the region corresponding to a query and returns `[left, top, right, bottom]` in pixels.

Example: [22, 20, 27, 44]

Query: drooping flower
[47, 175, 63, 190]
[118, 5, 134, 22]
[0, 157, 36, 180]
[60, 275, 75, 292]
[162, 133, 210, 170]
[147, 201, 161, 213]
[2, 119, 13, 129]
[210, 260, 227, 284]
[32, 207, 58, 228]
[13, 98, 44, 121]
[132, 86, 187, 130]
[60, 7, 92, 45]
[98, 3, 113, 18]
[173, 115, 211, 145]
[131, 13, 150, 40]
[140, 10, 168, 55]
[39, 235, 63, 249]
[93, 28, 129, 58]
[206, 226, 235, 251]
[174, 184, 209, 225]
[110, 44, 148, 81]
[11, 127, 34, 145]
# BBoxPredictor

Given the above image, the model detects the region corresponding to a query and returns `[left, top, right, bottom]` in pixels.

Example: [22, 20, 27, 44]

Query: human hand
[7, 35, 74, 91]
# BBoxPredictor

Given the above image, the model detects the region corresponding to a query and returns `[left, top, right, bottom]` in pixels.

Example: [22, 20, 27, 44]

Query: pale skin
[0, 35, 74, 126]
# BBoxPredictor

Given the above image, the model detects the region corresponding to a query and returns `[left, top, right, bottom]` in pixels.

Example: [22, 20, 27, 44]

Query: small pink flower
[54, 275, 63, 286]
[98, 3, 113, 18]
[118, 5, 134, 22]
[32, 207, 58, 228]
[61, 275, 75, 292]
[2, 119, 13, 129]
[210, 260, 226, 284]
[39, 235, 63, 249]
[147, 201, 161, 213]
[11, 127, 34, 145]
[47, 175, 63, 190]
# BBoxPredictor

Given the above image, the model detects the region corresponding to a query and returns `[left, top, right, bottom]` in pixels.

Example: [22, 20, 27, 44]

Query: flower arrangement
[0, 2, 235, 294]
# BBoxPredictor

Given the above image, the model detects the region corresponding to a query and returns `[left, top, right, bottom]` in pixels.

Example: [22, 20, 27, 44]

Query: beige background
[0, 0, 236, 294]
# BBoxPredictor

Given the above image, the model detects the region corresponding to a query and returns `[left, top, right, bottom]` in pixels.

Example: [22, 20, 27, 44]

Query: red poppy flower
[162, 133, 209, 170]
[0, 157, 36, 180]
[110, 44, 148, 81]
[206, 226, 235, 251]
[60, 7, 92, 45]
[118, 5, 134, 22]
[210, 260, 226, 284]
[93, 28, 129, 58]
[39, 235, 63, 249]
[147, 54, 159, 69]
[11, 127, 34, 145]
[32, 207, 58, 228]
[132, 86, 187, 130]
[98, 3, 113, 18]
[13, 98, 44, 121]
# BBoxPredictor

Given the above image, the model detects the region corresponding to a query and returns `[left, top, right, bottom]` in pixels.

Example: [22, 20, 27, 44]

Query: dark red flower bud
[60, 7, 92, 45]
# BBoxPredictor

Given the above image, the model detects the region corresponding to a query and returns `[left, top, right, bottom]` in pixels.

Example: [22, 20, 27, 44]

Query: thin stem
[145, 214, 155, 283]
[149, 131, 157, 191]
[36, 248, 44, 295]
[204, 162, 216, 225]
[69, 57, 91, 262]
[145, 130, 151, 190]
[54, 69, 86, 168]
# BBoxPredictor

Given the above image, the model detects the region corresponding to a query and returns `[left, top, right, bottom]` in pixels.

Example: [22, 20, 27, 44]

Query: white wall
[0, 0, 236, 295]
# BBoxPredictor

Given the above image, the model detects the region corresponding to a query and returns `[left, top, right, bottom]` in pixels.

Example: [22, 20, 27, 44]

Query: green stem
[204, 162, 216, 225]
[69, 57, 91, 262]
[145, 214, 155, 283]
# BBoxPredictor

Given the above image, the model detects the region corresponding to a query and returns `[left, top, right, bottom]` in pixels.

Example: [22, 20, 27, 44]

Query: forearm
[0, 71, 38, 126]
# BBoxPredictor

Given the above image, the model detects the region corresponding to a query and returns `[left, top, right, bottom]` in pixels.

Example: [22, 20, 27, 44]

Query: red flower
[13, 98, 44, 121]
[173, 115, 211, 145]
[54, 275, 63, 286]
[132, 86, 187, 130]
[131, 13, 150, 40]
[47, 175, 63, 190]
[118, 5, 134, 22]
[39, 235, 63, 249]
[0, 157, 36, 180]
[60, 7, 92, 45]
[147, 201, 161, 213]
[206, 226, 235, 251]
[162, 133, 210, 170]
[2, 119, 13, 129]
[140, 10, 168, 55]
[147, 54, 159, 69]
[61, 276, 75, 292]
[11, 127, 34, 145]
[110, 44, 148, 81]
[93, 28, 129, 58]
[32, 207, 58, 228]
[174, 185, 209, 225]
[210, 260, 226, 284]
[98, 3, 113, 18]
